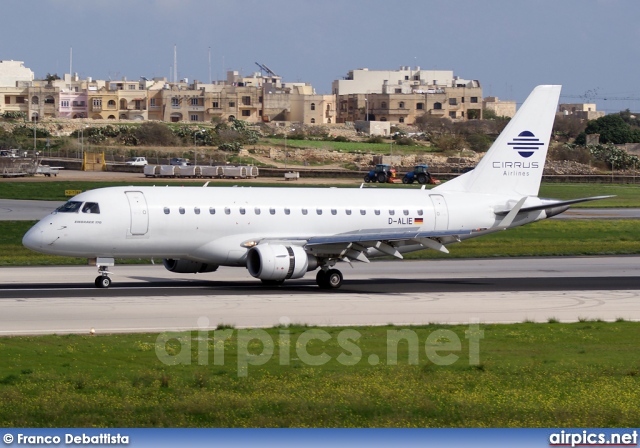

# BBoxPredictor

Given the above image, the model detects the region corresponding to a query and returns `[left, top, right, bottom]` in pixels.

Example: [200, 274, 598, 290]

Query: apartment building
[0, 85, 29, 117]
[0, 60, 33, 87]
[333, 66, 483, 124]
[26, 85, 59, 120]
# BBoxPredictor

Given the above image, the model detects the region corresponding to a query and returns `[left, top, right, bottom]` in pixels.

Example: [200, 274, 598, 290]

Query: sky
[2, 0, 640, 114]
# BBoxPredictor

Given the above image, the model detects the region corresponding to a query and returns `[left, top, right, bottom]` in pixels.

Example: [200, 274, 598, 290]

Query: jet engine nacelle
[163, 258, 219, 274]
[246, 244, 317, 281]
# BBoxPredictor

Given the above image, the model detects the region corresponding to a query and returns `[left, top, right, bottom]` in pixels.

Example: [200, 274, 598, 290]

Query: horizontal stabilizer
[495, 195, 615, 216]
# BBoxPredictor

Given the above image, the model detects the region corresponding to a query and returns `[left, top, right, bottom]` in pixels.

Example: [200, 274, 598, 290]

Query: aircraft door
[430, 194, 449, 230]
[125, 191, 149, 235]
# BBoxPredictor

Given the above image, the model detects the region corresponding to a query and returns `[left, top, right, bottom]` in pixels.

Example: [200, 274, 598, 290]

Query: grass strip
[0, 322, 638, 427]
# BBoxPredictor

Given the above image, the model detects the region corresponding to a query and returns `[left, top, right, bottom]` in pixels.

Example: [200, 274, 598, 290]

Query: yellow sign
[65, 190, 83, 196]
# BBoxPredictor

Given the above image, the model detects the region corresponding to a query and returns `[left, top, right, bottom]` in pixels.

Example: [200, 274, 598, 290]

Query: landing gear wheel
[417, 173, 427, 184]
[95, 276, 111, 288]
[377, 172, 387, 183]
[363, 175, 371, 183]
[326, 269, 343, 289]
[317, 269, 343, 289]
[316, 269, 329, 288]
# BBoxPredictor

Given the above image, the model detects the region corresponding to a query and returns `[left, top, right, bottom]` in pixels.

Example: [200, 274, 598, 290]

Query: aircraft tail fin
[433, 85, 561, 197]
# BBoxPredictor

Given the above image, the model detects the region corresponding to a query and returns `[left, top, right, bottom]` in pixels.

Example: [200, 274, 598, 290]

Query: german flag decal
[415, 218, 424, 224]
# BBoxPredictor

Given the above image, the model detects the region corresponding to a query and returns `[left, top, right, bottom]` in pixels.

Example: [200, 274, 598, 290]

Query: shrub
[394, 137, 416, 146]
[465, 133, 492, 152]
[549, 144, 592, 164]
[134, 122, 178, 146]
[366, 136, 385, 144]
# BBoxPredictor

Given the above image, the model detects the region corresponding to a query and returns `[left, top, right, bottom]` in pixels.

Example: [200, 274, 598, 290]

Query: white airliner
[23, 85, 610, 289]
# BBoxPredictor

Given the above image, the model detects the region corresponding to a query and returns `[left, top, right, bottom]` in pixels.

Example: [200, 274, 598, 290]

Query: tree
[465, 133, 492, 152]
[431, 134, 466, 152]
[618, 109, 640, 127]
[576, 114, 640, 145]
[45, 73, 61, 82]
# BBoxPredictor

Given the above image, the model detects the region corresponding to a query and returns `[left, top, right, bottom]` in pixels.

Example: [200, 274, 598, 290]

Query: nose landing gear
[94, 257, 115, 288]
[95, 273, 112, 288]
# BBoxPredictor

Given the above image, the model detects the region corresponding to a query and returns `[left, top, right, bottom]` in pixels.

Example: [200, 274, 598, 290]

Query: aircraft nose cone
[22, 225, 43, 251]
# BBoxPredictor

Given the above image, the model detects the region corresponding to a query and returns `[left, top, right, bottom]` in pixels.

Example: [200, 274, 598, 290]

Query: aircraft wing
[251, 228, 474, 263]
[306, 228, 471, 245]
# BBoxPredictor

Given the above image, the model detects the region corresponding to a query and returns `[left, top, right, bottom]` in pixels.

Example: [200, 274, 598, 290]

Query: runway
[0, 257, 639, 335]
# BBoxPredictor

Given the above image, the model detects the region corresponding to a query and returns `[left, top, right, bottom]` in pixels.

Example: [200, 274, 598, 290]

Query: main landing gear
[94, 257, 115, 288]
[316, 268, 343, 289]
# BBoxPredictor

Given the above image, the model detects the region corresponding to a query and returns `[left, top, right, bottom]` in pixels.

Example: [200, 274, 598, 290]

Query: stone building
[482, 96, 516, 118]
[333, 66, 482, 124]
[559, 103, 604, 120]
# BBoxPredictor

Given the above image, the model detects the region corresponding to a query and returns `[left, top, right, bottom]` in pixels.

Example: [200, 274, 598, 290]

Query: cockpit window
[82, 202, 100, 214]
[56, 201, 83, 213]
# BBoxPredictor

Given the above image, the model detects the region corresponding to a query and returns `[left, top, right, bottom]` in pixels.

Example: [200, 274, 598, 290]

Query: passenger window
[194, 207, 200, 215]
[331, 209, 337, 215]
[346, 209, 352, 215]
[225, 207, 231, 215]
[403, 210, 409, 216]
[255, 207, 261, 215]
[240, 207, 246, 215]
[164, 207, 170, 215]
[209, 207, 215, 215]
[389, 210, 395, 216]
[316, 209, 323, 215]
[374, 209, 380, 215]
[270, 208, 276, 215]
[285, 208, 290, 215]
[302, 209, 308, 215]
[82, 202, 100, 214]
[56, 201, 82, 213]
[360, 210, 366, 215]
[179, 207, 185, 215]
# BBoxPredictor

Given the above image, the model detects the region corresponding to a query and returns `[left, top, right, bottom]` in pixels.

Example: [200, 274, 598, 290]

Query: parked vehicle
[170, 157, 189, 166]
[363, 164, 397, 183]
[402, 165, 438, 185]
[125, 157, 148, 166]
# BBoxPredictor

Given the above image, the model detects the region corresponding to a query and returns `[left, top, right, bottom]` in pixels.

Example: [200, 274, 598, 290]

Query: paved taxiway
[1, 257, 639, 335]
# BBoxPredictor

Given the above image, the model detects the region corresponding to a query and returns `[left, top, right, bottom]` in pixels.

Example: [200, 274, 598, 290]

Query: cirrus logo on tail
[507, 131, 544, 158]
